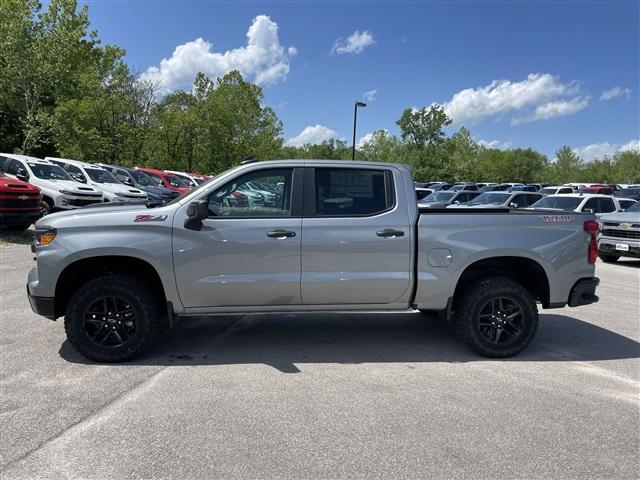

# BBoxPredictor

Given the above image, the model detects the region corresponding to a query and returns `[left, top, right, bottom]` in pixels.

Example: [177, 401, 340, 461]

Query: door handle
[267, 229, 296, 239]
[376, 229, 405, 238]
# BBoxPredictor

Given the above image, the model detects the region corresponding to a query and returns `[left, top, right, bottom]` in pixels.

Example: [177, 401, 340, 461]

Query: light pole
[352, 101, 366, 160]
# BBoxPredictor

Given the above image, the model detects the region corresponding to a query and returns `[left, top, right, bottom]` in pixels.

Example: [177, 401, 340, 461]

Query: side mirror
[70, 172, 86, 183]
[508, 202, 518, 208]
[16, 167, 29, 181]
[583, 208, 594, 214]
[121, 177, 133, 186]
[453, 200, 460, 205]
[184, 200, 209, 231]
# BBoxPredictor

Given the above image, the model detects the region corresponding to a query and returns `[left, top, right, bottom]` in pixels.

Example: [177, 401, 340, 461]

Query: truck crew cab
[27, 160, 600, 362]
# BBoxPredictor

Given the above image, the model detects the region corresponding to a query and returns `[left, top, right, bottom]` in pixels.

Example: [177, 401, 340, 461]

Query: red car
[135, 167, 191, 195]
[581, 185, 615, 195]
[0, 169, 43, 230]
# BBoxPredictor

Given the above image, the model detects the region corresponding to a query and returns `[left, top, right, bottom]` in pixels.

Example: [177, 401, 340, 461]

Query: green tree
[396, 104, 452, 149]
[553, 145, 583, 184]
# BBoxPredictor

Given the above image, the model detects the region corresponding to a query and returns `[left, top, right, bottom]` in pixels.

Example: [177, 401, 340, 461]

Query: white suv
[0, 154, 103, 213]
[530, 193, 621, 217]
[46, 157, 147, 204]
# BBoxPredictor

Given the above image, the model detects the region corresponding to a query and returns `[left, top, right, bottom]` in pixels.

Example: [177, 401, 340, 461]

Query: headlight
[35, 227, 57, 247]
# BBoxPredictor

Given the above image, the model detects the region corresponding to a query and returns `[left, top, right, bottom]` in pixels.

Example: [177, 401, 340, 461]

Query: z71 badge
[134, 214, 168, 222]
[542, 215, 573, 223]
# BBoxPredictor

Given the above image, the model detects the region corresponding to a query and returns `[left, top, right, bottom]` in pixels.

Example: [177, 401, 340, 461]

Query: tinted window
[28, 163, 72, 180]
[559, 188, 573, 194]
[85, 168, 119, 184]
[509, 194, 527, 208]
[531, 196, 582, 210]
[582, 198, 600, 213]
[207, 168, 292, 217]
[315, 168, 391, 216]
[598, 197, 616, 213]
[5, 159, 22, 175]
[424, 191, 455, 203]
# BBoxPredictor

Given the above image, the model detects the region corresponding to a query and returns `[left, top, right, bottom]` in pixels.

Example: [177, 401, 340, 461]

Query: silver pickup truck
[27, 160, 600, 362]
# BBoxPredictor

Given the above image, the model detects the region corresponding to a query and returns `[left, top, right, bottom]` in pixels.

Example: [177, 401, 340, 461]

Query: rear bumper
[568, 277, 600, 307]
[27, 285, 56, 320]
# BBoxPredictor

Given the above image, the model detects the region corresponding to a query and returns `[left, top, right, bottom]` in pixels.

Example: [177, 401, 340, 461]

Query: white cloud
[362, 89, 377, 102]
[511, 96, 589, 125]
[286, 125, 338, 147]
[477, 138, 513, 150]
[619, 139, 640, 152]
[572, 139, 639, 162]
[357, 129, 389, 148]
[332, 30, 375, 54]
[443, 73, 585, 125]
[600, 86, 632, 101]
[141, 15, 296, 92]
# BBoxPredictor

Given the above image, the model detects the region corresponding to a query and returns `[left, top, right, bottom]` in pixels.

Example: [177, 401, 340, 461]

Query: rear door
[300, 166, 412, 305]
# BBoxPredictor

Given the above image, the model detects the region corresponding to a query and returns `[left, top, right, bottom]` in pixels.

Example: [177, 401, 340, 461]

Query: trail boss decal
[134, 214, 168, 222]
[542, 215, 573, 223]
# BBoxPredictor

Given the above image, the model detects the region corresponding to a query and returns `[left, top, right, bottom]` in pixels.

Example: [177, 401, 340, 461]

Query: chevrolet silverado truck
[27, 160, 600, 362]
[597, 201, 640, 262]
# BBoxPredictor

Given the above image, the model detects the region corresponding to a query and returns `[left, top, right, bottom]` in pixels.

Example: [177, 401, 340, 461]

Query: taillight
[584, 220, 599, 264]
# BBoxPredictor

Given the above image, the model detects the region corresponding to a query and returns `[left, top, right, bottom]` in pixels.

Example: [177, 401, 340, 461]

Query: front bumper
[568, 277, 600, 307]
[27, 285, 56, 320]
[599, 238, 640, 258]
[0, 210, 42, 224]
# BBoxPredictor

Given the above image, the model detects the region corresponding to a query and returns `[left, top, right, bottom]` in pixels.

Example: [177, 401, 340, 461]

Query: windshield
[423, 191, 455, 202]
[129, 170, 154, 186]
[167, 174, 190, 188]
[28, 163, 73, 181]
[540, 187, 557, 195]
[85, 168, 119, 184]
[626, 201, 640, 213]
[531, 196, 582, 210]
[468, 192, 510, 204]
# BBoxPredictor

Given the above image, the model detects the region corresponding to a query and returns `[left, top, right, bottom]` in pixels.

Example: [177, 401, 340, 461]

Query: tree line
[2, 0, 638, 184]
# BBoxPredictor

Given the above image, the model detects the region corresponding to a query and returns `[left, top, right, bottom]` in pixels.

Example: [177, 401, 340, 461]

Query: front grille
[601, 229, 640, 239]
[69, 192, 102, 198]
[0, 198, 41, 208]
[2, 190, 37, 196]
[68, 199, 102, 207]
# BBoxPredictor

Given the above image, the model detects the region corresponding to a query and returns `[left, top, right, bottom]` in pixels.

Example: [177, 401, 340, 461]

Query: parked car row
[416, 180, 638, 213]
[0, 153, 212, 230]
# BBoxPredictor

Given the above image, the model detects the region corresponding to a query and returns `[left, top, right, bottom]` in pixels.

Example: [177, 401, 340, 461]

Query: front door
[173, 167, 302, 308]
[301, 167, 412, 305]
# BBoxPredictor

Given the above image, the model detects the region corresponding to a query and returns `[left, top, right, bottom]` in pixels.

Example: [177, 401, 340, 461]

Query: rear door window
[598, 197, 616, 213]
[582, 198, 600, 213]
[314, 168, 392, 216]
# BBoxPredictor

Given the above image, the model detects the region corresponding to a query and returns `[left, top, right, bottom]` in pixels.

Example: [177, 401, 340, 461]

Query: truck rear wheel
[64, 275, 161, 362]
[455, 277, 538, 358]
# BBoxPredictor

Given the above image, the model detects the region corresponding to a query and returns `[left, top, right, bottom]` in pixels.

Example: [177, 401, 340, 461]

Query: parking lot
[1, 239, 639, 479]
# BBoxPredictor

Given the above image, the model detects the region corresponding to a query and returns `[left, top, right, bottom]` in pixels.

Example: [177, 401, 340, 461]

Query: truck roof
[45, 157, 101, 170]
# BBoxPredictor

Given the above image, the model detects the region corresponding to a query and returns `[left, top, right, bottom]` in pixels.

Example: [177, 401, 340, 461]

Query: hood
[139, 185, 175, 197]
[0, 176, 40, 193]
[599, 211, 640, 223]
[44, 179, 101, 194]
[36, 203, 174, 229]
[95, 182, 145, 196]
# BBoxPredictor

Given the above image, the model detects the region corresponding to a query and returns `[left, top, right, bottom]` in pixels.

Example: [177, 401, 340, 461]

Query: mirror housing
[508, 202, 518, 208]
[70, 172, 86, 183]
[583, 208, 594, 214]
[16, 167, 29, 181]
[184, 200, 209, 231]
[122, 177, 133, 186]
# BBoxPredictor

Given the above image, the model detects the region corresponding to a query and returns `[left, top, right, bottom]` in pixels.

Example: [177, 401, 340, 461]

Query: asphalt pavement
[1, 242, 639, 479]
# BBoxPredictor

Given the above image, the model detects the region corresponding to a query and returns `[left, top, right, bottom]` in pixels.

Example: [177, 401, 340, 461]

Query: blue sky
[81, 0, 639, 159]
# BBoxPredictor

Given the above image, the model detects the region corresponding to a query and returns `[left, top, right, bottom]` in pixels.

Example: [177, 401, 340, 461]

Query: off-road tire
[64, 275, 161, 362]
[598, 253, 619, 263]
[455, 277, 539, 358]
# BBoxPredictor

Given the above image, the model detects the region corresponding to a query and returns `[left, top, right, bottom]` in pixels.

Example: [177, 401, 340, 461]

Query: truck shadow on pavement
[59, 311, 640, 372]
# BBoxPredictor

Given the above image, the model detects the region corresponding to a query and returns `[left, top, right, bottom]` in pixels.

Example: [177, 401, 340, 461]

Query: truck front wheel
[455, 277, 539, 358]
[64, 275, 161, 362]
